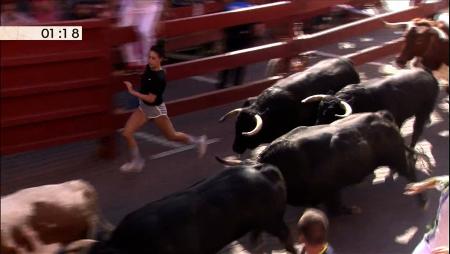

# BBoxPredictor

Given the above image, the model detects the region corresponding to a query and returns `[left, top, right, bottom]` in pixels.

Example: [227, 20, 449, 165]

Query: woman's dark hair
[150, 40, 166, 59]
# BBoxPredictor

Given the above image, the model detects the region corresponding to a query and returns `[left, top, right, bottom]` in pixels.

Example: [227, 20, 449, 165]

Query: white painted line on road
[148, 138, 221, 160]
[117, 129, 184, 148]
[134, 132, 184, 148]
[312, 50, 386, 66]
[190, 76, 218, 84]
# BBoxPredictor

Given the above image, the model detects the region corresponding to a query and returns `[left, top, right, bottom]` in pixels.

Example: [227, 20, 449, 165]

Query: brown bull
[1, 180, 113, 254]
[386, 16, 449, 70]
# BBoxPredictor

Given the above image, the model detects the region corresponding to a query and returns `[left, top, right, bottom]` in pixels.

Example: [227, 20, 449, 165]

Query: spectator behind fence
[215, 0, 260, 89]
[265, 54, 308, 77]
[296, 208, 335, 254]
[118, 0, 166, 69]
[405, 175, 449, 254]
[66, 0, 115, 20]
[28, 0, 61, 23]
[1, 2, 35, 25]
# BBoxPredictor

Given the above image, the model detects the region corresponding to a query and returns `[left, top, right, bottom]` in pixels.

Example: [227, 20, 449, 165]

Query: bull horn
[335, 100, 352, 118]
[219, 108, 243, 122]
[383, 21, 412, 29]
[431, 26, 448, 40]
[301, 94, 328, 103]
[242, 114, 263, 136]
[62, 239, 97, 254]
[215, 156, 243, 166]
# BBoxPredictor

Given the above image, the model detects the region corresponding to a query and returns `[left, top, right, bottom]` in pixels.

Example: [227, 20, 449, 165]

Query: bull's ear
[405, 26, 417, 37]
[243, 97, 257, 107]
[422, 31, 444, 70]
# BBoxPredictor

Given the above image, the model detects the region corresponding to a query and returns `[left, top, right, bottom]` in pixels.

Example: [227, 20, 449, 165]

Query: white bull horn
[335, 100, 353, 118]
[301, 94, 328, 103]
[431, 26, 448, 40]
[219, 108, 243, 122]
[215, 156, 243, 166]
[242, 114, 263, 136]
[62, 239, 97, 254]
[383, 21, 412, 29]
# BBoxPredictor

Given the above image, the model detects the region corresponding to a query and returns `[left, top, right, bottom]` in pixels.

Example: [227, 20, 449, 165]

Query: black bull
[303, 68, 439, 148]
[64, 165, 297, 254]
[218, 111, 426, 214]
[219, 57, 360, 154]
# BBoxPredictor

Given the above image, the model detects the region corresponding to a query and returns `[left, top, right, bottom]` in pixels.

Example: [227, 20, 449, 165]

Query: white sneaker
[197, 135, 208, 158]
[120, 158, 145, 173]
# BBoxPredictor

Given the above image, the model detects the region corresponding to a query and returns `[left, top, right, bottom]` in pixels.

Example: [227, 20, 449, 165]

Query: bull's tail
[404, 144, 433, 175]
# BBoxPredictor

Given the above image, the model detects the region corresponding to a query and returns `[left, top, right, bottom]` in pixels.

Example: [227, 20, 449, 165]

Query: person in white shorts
[118, 0, 164, 67]
[121, 44, 207, 172]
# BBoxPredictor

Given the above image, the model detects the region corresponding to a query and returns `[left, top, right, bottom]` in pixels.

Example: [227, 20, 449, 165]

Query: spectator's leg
[217, 69, 230, 89]
[137, 1, 163, 65]
[233, 66, 246, 86]
[119, 4, 141, 66]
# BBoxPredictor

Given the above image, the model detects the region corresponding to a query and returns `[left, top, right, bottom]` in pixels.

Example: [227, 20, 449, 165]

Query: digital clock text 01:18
[41, 27, 81, 39]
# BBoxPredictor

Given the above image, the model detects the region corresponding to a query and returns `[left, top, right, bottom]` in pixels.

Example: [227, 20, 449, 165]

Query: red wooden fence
[1, 20, 115, 155]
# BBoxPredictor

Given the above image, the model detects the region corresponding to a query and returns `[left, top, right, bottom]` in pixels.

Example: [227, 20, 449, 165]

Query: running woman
[121, 45, 207, 172]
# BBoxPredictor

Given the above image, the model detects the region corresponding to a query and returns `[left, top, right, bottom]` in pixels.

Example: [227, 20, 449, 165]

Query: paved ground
[1, 25, 449, 254]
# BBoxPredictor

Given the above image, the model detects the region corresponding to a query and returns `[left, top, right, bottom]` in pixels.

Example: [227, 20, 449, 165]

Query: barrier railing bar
[2, 105, 109, 128]
[0, 130, 112, 155]
[1, 49, 109, 67]
[1, 78, 108, 98]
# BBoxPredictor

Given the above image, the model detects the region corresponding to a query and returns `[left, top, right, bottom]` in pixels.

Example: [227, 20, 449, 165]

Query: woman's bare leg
[153, 115, 192, 144]
[122, 109, 148, 150]
[153, 115, 208, 157]
[121, 109, 148, 171]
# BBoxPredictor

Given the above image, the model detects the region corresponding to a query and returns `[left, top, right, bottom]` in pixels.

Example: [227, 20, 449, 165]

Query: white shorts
[139, 101, 167, 119]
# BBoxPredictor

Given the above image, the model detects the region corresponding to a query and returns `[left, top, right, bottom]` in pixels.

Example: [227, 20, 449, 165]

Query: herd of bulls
[2, 14, 448, 254]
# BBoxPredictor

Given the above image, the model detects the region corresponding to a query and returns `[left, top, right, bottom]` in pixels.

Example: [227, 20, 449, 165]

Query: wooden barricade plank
[165, 1, 226, 19]
[0, 19, 115, 155]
